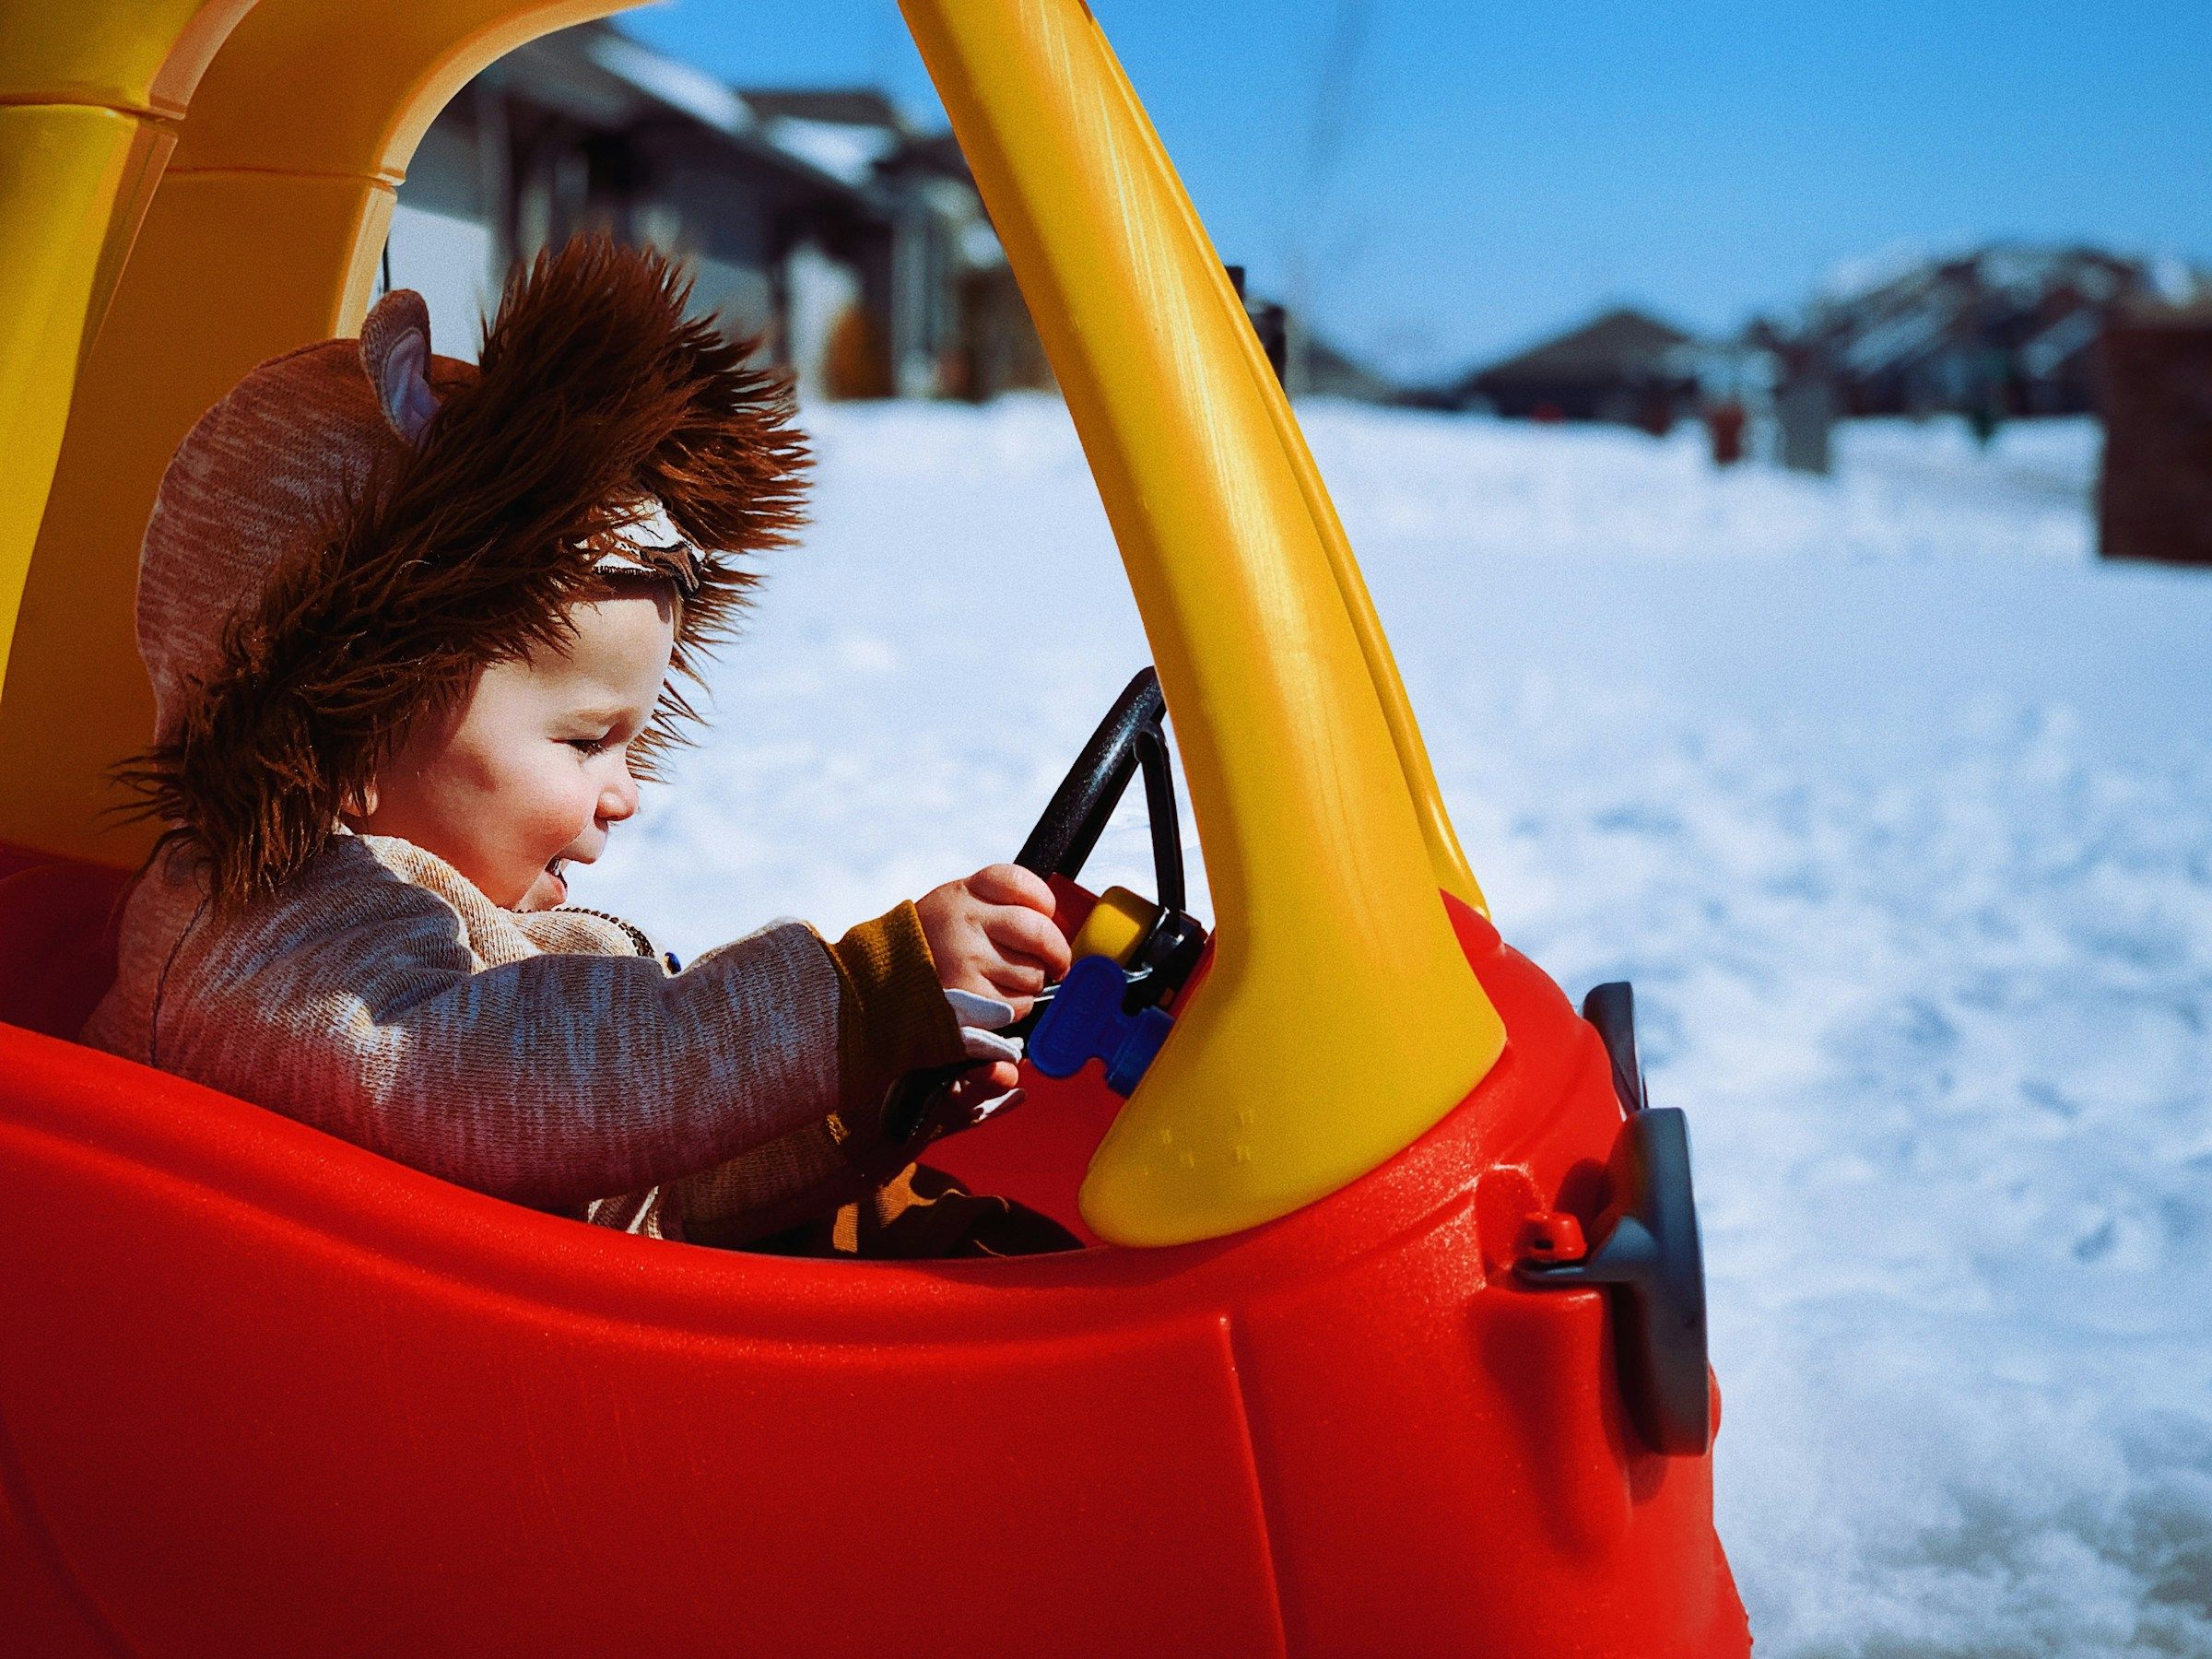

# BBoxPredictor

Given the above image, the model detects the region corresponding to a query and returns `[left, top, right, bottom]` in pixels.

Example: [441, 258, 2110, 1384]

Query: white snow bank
[585, 396, 2212, 1656]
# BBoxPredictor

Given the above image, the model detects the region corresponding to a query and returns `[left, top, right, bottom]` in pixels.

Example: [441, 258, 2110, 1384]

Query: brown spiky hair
[117, 233, 808, 910]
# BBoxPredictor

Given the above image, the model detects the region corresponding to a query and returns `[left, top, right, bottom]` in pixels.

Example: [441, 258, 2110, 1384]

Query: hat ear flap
[359, 288, 442, 444]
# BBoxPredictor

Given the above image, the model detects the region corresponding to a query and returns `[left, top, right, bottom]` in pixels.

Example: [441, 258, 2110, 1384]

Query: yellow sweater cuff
[824, 900, 966, 1119]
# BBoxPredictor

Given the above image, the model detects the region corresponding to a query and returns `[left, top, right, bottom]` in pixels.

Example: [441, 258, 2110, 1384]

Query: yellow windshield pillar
[1087, 42, 1488, 919]
[904, 0, 1506, 1246]
[0, 0, 623, 865]
[0, 0, 253, 710]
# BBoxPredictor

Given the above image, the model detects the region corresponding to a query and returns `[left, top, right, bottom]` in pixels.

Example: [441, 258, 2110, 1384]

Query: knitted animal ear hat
[122, 232, 808, 909]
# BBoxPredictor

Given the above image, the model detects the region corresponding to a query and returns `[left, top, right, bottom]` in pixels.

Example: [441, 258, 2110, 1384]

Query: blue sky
[618, 0, 2212, 383]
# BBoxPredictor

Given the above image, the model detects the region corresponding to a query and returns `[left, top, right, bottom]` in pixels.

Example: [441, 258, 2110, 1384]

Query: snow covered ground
[585, 399, 2212, 1656]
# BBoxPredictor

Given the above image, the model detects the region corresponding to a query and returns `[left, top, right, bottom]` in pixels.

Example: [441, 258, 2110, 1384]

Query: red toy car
[0, 0, 1750, 1652]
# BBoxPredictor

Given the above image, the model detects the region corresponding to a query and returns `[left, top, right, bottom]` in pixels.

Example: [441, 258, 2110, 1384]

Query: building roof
[1803, 242, 2189, 384]
[735, 88, 906, 131]
[500, 26, 884, 206]
[1467, 307, 1695, 390]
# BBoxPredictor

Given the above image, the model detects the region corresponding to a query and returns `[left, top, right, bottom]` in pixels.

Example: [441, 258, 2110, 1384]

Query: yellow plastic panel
[173, 0, 620, 184]
[0, 0, 630, 865]
[1071, 887, 1159, 969]
[0, 0, 253, 118]
[0, 0, 254, 706]
[0, 170, 392, 863]
[904, 0, 1506, 1246]
[0, 103, 172, 706]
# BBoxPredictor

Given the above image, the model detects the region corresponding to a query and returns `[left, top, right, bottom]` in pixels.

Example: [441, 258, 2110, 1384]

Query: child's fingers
[966, 863, 1056, 915]
[936, 926, 1046, 1006]
[941, 961, 1016, 1004]
[982, 903, 1073, 977]
[983, 959, 1048, 1003]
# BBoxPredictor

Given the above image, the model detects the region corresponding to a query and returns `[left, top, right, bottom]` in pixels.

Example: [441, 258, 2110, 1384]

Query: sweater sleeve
[612, 905, 970, 1243]
[822, 900, 965, 1115]
[148, 857, 965, 1212]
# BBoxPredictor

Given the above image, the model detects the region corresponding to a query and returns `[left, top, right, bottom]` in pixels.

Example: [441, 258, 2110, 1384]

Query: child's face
[353, 590, 677, 910]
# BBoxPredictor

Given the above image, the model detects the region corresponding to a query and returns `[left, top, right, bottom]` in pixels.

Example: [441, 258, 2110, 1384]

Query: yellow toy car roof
[0, 0, 1504, 1247]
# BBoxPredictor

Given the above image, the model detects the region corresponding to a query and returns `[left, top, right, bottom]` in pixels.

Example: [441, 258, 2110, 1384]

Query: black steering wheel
[880, 667, 1197, 1144]
[1015, 666, 1185, 915]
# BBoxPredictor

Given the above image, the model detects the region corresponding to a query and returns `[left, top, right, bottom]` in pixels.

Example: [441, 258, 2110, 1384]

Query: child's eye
[566, 736, 611, 757]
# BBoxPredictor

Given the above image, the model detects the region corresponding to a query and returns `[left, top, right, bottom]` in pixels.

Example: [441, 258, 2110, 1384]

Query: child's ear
[339, 778, 381, 823]
[359, 288, 441, 444]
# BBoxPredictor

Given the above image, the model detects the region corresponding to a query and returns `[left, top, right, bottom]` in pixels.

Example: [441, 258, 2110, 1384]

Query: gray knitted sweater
[83, 831, 965, 1240]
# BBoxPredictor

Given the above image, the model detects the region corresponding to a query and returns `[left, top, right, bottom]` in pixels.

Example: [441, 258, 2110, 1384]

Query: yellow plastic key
[1070, 887, 1160, 969]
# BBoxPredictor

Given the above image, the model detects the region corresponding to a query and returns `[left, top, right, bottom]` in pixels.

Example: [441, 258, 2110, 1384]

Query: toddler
[85, 234, 1073, 1255]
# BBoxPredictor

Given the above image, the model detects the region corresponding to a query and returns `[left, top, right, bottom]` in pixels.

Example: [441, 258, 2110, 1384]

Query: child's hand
[916, 864, 1071, 1027]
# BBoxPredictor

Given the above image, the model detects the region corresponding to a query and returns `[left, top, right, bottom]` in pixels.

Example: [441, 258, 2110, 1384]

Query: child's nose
[599, 769, 641, 824]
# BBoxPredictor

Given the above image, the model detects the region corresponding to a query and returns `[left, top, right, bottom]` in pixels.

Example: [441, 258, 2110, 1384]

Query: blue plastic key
[1027, 955, 1175, 1097]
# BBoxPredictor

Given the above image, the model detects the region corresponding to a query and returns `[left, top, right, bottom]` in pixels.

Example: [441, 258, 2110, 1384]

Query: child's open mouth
[543, 857, 569, 905]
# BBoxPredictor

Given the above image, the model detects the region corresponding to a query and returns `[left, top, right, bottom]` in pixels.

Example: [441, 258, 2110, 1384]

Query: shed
[2100, 302, 2212, 566]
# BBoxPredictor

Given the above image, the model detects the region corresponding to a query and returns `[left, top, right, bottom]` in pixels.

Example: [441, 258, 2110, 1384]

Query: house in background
[1427, 307, 1700, 429]
[384, 20, 1048, 402]
[1772, 243, 2203, 420]
[1401, 244, 2212, 453]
